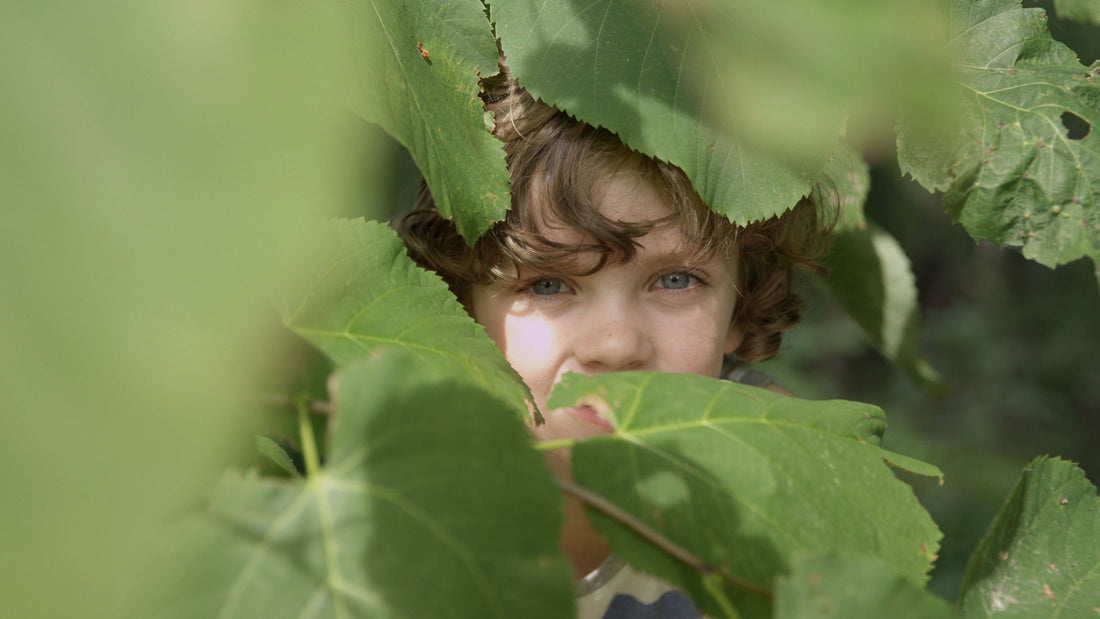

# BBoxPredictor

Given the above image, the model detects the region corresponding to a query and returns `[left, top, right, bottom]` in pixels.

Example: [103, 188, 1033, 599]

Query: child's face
[469, 171, 744, 443]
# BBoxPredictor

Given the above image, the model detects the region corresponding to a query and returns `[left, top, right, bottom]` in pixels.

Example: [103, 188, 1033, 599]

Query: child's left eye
[654, 272, 696, 290]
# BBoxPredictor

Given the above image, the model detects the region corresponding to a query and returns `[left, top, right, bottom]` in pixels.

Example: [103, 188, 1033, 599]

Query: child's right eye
[528, 278, 570, 295]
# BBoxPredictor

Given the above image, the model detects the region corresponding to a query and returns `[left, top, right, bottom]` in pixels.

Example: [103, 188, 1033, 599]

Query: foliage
[349, 0, 509, 239]
[4, 0, 1098, 618]
[147, 353, 573, 618]
[281, 219, 533, 422]
[958, 456, 1100, 617]
[898, 0, 1100, 279]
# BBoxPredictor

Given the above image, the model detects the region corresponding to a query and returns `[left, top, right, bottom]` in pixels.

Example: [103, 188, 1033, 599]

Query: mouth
[565, 405, 616, 432]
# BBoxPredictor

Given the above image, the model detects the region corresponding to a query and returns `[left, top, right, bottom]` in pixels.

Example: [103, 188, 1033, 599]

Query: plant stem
[295, 394, 322, 478]
[556, 478, 773, 602]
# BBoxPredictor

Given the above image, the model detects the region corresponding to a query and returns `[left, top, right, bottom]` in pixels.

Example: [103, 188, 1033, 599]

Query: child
[395, 62, 831, 618]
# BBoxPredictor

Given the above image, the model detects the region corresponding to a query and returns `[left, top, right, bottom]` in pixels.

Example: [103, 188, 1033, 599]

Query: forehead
[594, 171, 674, 223]
[536, 170, 676, 244]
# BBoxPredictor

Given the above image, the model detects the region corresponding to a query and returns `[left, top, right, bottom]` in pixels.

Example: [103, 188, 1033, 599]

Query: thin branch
[263, 393, 334, 416]
[556, 478, 773, 601]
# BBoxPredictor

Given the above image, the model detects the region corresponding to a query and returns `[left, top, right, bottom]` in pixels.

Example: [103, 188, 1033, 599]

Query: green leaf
[549, 372, 942, 618]
[1, 3, 361, 616]
[958, 456, 1100, 618]
[775, 552, 954, 618]
[282, 218, 534, 422]
[353, 0, 509, 239]
[821, 224, 946, 393]
[490, 0, 814, 225]
[898, 0, 1100, 282]
[491, 0, 954, 225]
[823, 143, 871, 233]
[255, 436, 302, 478]
[1055, 0, 1100, 25]
[154, 351, 573, 618]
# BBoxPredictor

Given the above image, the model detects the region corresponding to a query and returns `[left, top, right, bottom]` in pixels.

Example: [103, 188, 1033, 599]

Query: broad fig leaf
[898, 0, 1100, 283]
[548, 372, 942, 618]
[490, 0, 814, 224]
[822, 224, 946, 393]
[775, 552, 953, 618]
[491, 0, 953, 225]
[152, 352, 573, 618]
[282, 219, 533, 422]
[958, 456, 1100, 618]
[353, 0, 508, 239]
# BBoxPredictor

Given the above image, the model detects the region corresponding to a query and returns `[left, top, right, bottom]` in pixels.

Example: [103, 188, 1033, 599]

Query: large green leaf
[958, 456, 1100, 618]
[1, 3, 359, 616]
[490, 0, 813, 225]
[282, 218, 534, 421]
[775, 552, 954, 618]
[352, 0, 509, 239]
[898, 0, 1100, 282]
[548, 372, 942, 618]
[150, 352, 573, 618]
[491, 0, 953, 225]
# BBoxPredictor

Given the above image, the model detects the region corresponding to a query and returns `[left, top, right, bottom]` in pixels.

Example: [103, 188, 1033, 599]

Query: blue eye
[530, 278, 565, 295]
[656, 272, 694, 290]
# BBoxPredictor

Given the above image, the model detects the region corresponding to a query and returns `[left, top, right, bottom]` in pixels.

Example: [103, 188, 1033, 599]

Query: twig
[263, 393, 334, 416]
[555, 478, 773, 601]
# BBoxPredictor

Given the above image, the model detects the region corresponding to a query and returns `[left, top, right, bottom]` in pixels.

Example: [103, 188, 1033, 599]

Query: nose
[573, 300, 654, 372]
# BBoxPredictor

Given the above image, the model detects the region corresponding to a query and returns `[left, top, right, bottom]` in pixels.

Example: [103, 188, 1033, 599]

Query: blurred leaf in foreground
[549, 372, 943, 618]
[147, 351, 572, 618]
[958, 456, 1100, 618]
[0, 2, 357, 616]
[1054, 0, 1100, 25]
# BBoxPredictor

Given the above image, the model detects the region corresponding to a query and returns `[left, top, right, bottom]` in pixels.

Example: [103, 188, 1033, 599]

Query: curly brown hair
[395, 63, 832, 363]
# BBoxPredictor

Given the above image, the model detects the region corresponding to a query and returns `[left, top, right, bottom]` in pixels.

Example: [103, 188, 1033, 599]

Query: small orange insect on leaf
[417, 42, 429, 60]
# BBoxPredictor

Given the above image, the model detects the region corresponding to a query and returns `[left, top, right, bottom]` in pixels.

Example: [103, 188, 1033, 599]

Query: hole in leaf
[1060, 111, 1090, 140]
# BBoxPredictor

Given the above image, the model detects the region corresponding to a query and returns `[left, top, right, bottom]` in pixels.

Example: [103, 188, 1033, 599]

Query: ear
[724, 322, 745, 355]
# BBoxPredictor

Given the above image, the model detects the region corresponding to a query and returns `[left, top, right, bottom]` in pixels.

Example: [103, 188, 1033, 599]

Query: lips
[566, 405, 616, 432]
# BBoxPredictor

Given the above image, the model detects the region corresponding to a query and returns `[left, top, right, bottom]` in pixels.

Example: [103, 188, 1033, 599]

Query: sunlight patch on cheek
[503, 314, 555, 357]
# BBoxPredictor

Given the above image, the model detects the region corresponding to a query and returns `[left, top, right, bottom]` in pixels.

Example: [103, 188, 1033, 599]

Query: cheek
[656, 305, 733, 377]
[494, 314, 563, 399]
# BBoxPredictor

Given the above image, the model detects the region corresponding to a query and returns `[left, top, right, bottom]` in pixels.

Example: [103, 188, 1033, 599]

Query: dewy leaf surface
[159, 352, 573, 618]
[352, 0, 509, 239]
[898, 0, 1100, 282]
[775, 552, 954, 619]
[958, 456, 1100, 618]
[490, 0, 815, 224]
[548, 372, 942, 618]
[283, 219, 533, 421]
